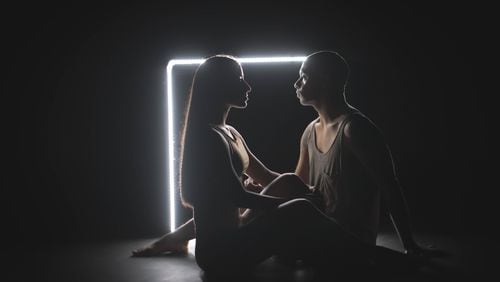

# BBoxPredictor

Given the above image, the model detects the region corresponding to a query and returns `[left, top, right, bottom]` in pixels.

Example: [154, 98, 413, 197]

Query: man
[292, 51, 418, 250]
[132, 51, 426, 257]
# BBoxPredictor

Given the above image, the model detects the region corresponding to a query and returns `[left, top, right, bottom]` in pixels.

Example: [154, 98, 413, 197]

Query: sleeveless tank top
[211, 125, 249, 177]
[304, 112, 381, 245]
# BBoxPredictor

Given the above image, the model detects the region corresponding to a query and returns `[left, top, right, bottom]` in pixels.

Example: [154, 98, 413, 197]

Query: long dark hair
[179, 55, 241, 207]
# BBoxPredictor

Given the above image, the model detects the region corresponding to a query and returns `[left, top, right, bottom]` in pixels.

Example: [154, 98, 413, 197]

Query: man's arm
[228, 126, 280, 186]
[207, 130, 286, 210]
[344, 116, 418, 252]
[295, 124, 311, 185]
[245, 149, 280, 187]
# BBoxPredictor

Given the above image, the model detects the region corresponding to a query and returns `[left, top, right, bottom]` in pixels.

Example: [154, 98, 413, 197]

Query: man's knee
[278, 198, 316, 215]
[264, 173, 308, 197]
[278, 173, 303, 186]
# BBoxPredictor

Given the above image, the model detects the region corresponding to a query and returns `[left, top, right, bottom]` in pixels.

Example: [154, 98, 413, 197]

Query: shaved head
[303, 51, 350, 88]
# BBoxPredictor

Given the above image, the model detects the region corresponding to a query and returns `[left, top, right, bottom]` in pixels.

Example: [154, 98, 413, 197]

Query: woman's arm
[205, 129, 286, 210]
[228, 126, 280, 186]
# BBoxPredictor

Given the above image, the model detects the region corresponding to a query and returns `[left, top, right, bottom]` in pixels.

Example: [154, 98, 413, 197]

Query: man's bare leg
[131, 219, 195, 257]
[241, 173, 311, 224]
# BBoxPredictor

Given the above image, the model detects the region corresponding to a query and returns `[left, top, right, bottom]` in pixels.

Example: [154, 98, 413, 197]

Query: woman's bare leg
[131, 219, 195, 257]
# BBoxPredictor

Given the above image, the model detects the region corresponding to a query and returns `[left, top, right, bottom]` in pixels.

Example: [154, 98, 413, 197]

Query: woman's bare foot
[131, 235, 188, 257]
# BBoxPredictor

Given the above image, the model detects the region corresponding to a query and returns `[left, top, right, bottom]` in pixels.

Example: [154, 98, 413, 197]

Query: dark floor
[1, 231, 492, 282]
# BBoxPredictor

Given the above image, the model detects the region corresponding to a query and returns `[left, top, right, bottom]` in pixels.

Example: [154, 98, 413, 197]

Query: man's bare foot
[131, 236, 188, 257]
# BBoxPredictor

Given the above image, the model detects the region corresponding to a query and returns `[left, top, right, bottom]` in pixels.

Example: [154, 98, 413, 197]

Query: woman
[175, 54, 370, 274]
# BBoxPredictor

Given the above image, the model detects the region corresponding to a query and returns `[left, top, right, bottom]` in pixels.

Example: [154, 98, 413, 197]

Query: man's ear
[318, 73, 331, 90]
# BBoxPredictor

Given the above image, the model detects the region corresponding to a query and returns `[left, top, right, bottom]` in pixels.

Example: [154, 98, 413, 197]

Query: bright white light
[237, 56, 307, 63]
[166, 55, 306, 232]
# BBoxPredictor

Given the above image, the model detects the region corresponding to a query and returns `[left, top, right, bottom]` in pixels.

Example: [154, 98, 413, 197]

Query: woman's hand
[243, 177, 264, 193]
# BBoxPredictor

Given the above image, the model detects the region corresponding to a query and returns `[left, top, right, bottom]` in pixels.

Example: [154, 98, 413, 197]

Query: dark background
[2, 2, 493, 248]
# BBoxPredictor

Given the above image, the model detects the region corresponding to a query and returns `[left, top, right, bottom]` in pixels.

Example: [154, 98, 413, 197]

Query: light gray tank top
[304, 112, 381, 245]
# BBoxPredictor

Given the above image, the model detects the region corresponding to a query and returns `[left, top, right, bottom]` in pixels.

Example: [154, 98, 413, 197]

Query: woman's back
[182, 127, 243, 232]
[182, 127, 249, 270]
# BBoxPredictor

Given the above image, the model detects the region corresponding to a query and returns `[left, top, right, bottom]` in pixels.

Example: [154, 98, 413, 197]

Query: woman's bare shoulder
[186, 127, 228, 155]
[204, 127, 231, 152]
[225, 124, 244, 138]
[225, 124, 251, 146]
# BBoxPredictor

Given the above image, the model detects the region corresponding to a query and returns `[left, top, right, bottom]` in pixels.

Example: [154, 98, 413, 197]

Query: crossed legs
[131, 173, 310, 257]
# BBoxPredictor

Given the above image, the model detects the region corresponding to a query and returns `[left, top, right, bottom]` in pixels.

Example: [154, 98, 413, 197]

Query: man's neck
[315, 99, 352, 126]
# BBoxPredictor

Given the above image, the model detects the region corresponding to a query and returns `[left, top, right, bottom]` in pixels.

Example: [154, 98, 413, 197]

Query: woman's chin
[232, 101, 248, 109]
[243, 101, 248, 107]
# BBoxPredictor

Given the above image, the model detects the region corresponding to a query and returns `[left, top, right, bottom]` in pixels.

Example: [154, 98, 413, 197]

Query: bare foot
[131, 236, 188, 257]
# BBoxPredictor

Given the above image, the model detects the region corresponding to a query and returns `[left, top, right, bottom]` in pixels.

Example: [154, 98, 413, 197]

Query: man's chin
[298, 98, 310, 106]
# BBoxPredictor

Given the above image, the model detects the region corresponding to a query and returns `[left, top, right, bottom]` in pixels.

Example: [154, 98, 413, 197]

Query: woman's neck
[206, 106, 230, 127]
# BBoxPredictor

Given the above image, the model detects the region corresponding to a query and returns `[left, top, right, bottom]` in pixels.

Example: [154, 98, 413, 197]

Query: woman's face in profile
[224, 65, 252, 109]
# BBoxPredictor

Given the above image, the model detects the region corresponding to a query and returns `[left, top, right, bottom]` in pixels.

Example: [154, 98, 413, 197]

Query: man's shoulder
[344, 112, 380, 139]
[301, 118, 319, 136]
[305, 117, 320, 130]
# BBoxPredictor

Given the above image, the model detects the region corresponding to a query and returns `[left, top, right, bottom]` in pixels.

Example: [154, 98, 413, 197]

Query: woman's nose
[245, 81, 252, 92]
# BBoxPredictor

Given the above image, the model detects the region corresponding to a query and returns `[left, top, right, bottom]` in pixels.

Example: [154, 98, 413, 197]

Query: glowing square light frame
[166, 55, 307, 231]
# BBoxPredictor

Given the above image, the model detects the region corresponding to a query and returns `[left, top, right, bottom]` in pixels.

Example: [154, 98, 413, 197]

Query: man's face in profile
[294, 62, 321, 106]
